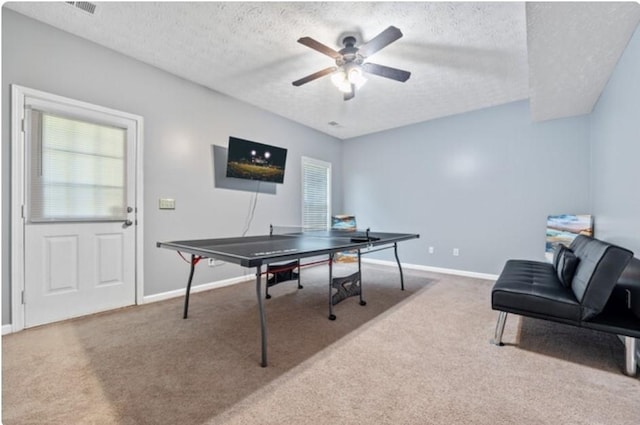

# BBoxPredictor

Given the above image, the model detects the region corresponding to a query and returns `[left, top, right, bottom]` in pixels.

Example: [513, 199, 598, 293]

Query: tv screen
[225, 137, 288, 184]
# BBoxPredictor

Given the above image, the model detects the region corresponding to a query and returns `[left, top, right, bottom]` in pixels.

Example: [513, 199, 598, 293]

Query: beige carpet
[2, 264, 639, 424]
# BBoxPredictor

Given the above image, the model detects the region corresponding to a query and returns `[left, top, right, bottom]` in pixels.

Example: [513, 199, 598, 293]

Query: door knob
[123, 219, 133, 228]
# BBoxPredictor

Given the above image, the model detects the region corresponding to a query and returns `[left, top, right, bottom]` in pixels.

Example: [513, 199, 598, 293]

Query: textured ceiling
[527, 2, 640, 122]
[5, 2, 640, 139]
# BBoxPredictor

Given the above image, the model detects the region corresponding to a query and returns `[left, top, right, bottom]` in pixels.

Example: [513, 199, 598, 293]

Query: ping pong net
[269, 225, 380, 242]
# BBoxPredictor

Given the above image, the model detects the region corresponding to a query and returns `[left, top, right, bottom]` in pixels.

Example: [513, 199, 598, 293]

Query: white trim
[10, 84, 144, 331]
[362, 258, 499, 281]
[3, 275, 252, 333]
[3, 256, 496, 333]
[142, 275, 253, 304]
[11, 84, 27, 332]
[134, 118, 145, 306]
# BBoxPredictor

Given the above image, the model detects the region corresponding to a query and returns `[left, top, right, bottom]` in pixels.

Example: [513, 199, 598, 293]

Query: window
[302, 156, 331, 229]
[28, 109, 128, 222]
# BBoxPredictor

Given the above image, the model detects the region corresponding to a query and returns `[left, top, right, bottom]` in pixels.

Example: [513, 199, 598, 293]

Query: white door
[21, 93, 138, 327]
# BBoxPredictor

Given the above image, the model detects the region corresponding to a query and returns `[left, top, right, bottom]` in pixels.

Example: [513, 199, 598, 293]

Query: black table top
[157, 229, 419, 267]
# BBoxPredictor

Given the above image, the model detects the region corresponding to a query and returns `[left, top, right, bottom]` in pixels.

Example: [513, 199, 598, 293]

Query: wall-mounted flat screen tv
[226, 136, 288, 184]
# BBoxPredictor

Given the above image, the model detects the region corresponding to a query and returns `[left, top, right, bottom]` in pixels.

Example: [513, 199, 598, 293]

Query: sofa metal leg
[491, 311, 507, 346]
[624, 336, 637, 377]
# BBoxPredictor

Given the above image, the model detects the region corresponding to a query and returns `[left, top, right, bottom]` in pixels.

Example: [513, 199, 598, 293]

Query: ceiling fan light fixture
[331, 65, 366, 93]
[331, 68, 349, 89]
[330, 69, 350, 92]
[347, 64, 366, 87]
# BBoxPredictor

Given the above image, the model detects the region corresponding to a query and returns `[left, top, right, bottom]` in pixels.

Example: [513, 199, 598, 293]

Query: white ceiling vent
[66, 2, 97, 15]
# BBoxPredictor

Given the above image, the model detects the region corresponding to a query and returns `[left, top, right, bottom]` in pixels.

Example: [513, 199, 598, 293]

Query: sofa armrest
[569, 235, 634, 320]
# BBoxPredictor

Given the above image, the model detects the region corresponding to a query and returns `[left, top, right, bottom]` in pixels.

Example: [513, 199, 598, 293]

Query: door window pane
[29, 111, 127, 221]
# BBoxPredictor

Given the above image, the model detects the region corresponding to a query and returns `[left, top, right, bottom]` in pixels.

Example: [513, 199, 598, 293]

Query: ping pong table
[157, 226, 419, 366]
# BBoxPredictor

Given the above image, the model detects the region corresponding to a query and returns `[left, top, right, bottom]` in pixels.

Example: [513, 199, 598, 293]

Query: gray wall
[2, 10, 343, 324]
[342, 101, 591, 274]
[590, 25, 640, 256]
[4, 9, 639, 327]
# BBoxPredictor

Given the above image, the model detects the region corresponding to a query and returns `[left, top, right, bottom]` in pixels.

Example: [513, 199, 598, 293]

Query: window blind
[28, 109, 128, 222]
[302, 157, 331, 229]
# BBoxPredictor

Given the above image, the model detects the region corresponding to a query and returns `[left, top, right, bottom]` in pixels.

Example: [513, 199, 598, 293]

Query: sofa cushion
[569, 235, 634, 320]
[556, 246, 579, 287]
[552, 244, 565, 269]
[492, 259, 582, 322]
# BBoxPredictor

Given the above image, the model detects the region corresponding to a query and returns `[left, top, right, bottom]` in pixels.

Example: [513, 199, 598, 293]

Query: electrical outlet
[428, 246, 435, 254]
[208, 258, 225, 267]
[453, 248, 459, 256]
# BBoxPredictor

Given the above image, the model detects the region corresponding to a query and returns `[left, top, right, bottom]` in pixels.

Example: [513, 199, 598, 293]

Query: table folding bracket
[265, 260, 301, 299]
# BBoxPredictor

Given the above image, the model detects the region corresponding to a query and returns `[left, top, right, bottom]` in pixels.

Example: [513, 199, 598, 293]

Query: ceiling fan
[292, 26, 411, 101]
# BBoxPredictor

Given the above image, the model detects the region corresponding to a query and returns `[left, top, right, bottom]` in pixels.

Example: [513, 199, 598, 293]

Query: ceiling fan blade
[358, 26, 403, 58]
[292, 66, 337, 86]
[362, 62, 411, 82]
[297, 37, 342, 59]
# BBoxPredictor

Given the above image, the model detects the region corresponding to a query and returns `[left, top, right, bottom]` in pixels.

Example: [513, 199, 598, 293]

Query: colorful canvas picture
[545, 214, 594, 261]
[332, 215, 358, 263]
[332, 215, 356, 231]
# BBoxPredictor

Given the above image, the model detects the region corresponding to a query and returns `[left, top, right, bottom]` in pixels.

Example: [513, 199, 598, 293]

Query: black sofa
[491, 235, 639, 376]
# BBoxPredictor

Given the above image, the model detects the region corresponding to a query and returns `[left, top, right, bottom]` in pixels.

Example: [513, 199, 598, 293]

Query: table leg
[328, 254, 336, 320]
[255, 265, 268, 367]
[394, 243, 405, 291]
[183, 254, 197, 319]
[358, 250, 366, 306]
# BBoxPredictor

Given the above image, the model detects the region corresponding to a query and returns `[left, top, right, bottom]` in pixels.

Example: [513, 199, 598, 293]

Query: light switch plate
[159, 198, 175, 210]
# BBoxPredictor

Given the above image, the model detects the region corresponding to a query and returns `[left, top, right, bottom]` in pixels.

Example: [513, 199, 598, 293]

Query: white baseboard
[142, 259, 499, 305]
[0, 276, 252, 334]
[361, 258, 499, 281]
[0, 262, 496, 335]
[5, 264, 638, 369]
[142, 274, 253, 304]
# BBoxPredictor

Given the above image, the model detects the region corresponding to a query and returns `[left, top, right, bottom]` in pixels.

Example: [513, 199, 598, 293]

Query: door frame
[10, 84, 144, 332]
